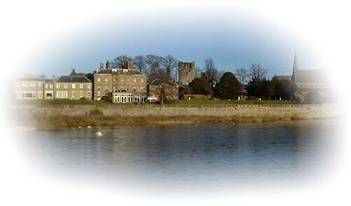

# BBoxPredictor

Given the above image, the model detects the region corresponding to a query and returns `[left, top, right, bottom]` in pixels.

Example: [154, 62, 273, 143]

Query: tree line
[102, 54, 297, 100]
[189, 62, 297, 100]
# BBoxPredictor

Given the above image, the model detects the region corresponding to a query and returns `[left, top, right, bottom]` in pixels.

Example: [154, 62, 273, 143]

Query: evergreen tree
[214, 72, 242, 99]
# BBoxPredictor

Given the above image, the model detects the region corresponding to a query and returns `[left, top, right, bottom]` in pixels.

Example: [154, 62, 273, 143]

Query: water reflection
[17, 120, 337, 189]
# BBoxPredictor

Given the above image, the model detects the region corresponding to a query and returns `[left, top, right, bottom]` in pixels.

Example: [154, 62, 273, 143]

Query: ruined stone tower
[178, 61, 195, 86]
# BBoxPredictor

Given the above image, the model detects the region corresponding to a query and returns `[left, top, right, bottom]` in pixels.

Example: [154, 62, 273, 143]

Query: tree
[260, 79, 275, 99]
[204, 58, 219, 88]
[148, 68, 170, 83]
[235, 67, 248, 84]
[145, 54, 162, 76]
[248, 64, 267, 81]
[133, 55, 147, 72]
[189, 74, 212, 95]
[111, 55, 132, 68]
[160, 55, 178, 80]
[246, 78, 262, 98]
[271, 77, 297, 100]
[214, 72, 242, 99]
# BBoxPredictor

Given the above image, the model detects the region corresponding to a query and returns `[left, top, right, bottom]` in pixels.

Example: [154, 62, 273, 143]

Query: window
[140, 79, 144, 83]
[105, 78, 108, 82]
[49, 84, 53, 89]
[56, 83, 60, 89]
[97, 78, 101, 82]
[72, 83, 75, 89]
[45, 84, 48, 89]
[30, 82, 35, 87]
[87, 91, 91, 96]
[87, 84, 91, 89]
[80, 91, 83, 97]
[23, 92, 33, 98]
[80, 84, 83, 89]
[64, 84, 68, 89]
[56, 91, 68, 98]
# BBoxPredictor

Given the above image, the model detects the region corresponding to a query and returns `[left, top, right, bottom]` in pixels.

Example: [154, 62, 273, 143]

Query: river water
[16, 120, 338, 191]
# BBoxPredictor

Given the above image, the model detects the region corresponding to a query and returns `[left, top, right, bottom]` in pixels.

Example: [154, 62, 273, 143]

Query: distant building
[14, 77, 45, 100]
[94, 69, 113, 100]
[275, 53, 328, 103]
[274, 75, 292, 81]
[178, 61, 195, 86]
[43, 79, 55, 99]
[292, 54, 326, 91]
[55, 75, 92, 100]
[112, 68, 147, 103]
[148, 79, 179, 103]
[94, 61, 147, 103]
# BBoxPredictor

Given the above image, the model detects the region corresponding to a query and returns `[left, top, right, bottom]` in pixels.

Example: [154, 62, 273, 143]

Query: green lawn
[167, 99, 294, 106]
[15, 99, 295, 107]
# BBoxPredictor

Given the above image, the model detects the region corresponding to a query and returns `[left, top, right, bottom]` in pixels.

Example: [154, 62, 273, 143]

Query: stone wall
[12, 104, 339, 120]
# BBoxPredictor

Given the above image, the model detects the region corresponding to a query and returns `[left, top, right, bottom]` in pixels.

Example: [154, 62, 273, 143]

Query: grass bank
[15, 99, 294, 108]
[11, 102, 337, 130]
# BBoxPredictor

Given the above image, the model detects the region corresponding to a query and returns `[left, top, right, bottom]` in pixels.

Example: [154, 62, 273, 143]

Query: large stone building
[94, 61, 147, 103]
[148, 79, 179, 103]
[178, 61, 195, 86]
[94, 69, 113, 100]
[55, 75, 92, 100]
[14, 77, 45, 100]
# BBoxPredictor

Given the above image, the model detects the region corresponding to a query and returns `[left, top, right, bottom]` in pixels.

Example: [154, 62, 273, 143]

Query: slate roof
[150, 79, 178, 86]
[295, 69, 325, 83]
[56, 75, 91, 83]
[97, 68, 143, 75]
[17, 77, 43, 81]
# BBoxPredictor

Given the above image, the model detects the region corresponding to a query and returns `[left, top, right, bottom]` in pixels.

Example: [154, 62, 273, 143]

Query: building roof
[295, 69, 325, 83]
[274, 75, 292, 81]
[150, 79, 178, 86]
[97, 68, 143, 75]
[17, 77, 43, 81]
[56, 75, 91, 83]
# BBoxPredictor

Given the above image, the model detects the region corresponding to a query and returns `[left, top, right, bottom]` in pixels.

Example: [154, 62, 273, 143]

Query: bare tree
[133, 55, 147, 72]
[235, 67, 248, 84]
[160, 55, 178, 80]
[204, 58, 219, 87]
[111, 55, 132, 68]
[248, 64, 267, 80]
[145, 54, 162, 76]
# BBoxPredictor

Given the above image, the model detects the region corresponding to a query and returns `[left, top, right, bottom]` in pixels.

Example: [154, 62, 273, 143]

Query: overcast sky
[24, 10, 320, 78]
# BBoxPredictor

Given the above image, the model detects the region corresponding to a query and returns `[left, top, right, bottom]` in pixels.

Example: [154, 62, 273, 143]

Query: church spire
[292, 52, 299, 82]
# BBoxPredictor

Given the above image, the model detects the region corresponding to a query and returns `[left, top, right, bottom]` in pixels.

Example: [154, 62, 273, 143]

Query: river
[16, 120, 338, 191]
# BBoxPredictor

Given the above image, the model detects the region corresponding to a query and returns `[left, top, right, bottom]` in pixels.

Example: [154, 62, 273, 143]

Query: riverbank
[9, 103, 339, 129]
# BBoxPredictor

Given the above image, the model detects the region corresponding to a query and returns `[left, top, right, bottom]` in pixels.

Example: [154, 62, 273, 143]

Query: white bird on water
[96, 131, 103, 137]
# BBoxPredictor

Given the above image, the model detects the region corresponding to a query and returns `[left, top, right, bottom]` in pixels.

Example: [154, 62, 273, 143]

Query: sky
[24, 9, 321, 79]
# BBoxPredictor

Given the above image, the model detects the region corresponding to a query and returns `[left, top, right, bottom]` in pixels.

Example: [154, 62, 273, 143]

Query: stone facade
[94, 71, 113, 100]
[94, 61, 147, 103]
[148, 79, 179, 102]
[178, 61, 195, 86]
[55, 75, 92, 100]
[112, 69, 147, 103]
[14, 78, 45, 100]
[43, 79, 55, 99]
